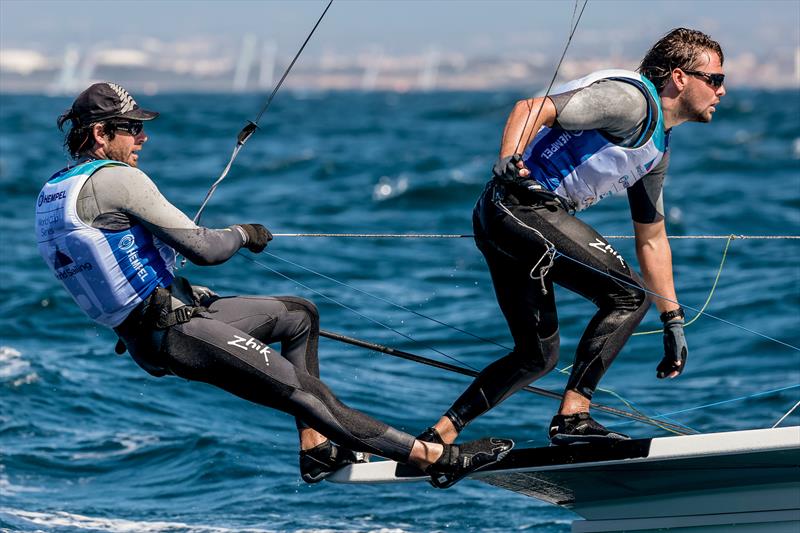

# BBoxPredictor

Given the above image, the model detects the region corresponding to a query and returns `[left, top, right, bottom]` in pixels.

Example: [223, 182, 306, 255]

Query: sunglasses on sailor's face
[682, 70, 725, 89]
[110, 120, 144, 136]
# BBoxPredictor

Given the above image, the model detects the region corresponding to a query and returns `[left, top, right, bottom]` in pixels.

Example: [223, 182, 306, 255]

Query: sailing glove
[191, 285, 219, 306]
[657, 317, 688, 379]
[238, 223, 273, 253]
[492, 154, 528, 184]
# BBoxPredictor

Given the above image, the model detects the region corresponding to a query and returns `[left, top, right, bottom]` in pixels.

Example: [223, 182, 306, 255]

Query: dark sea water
[1, 89, 799, 533]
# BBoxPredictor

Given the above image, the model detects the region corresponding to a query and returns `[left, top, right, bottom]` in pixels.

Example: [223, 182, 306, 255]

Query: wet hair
[56, 113, 116, 159]
[638, 28, 724, 93]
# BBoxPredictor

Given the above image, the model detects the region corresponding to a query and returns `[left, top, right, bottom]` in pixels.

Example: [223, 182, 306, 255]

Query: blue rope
[555, 253, 800, 352]
[611, 383, 800, 428]
[263, 250, 512, 351]
[241, 249, 799, 433]
[237, 251, 481, 371]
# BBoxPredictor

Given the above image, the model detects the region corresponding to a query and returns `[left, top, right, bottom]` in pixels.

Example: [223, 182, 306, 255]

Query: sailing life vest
[35, 159, 175, 327]
[523, 69, 670, 212]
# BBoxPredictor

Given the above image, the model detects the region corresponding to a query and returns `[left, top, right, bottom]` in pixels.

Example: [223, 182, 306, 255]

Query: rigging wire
[611, 383, 800, 428]
[247, 251, 694, 437]
[632, 234, 733, 336]
[254, 237, 797, 431]
[556, 251, 799, 352]
[773, 399, 800, 428]
[512, 0, 589, 155]
[186, 0, 798, 432]
[270, 233, 800, 239]
[319, 328, 695, 435]
[263, 250, 510, 351]
[192, 0, 333, 226]
[262, 233, 797, 355]
[236, 251, 481, 371]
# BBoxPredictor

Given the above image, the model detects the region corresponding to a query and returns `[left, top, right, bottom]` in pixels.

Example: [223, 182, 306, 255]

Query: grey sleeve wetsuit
[446, 80, 669, 431]
[550, 79, 669, 224]
[89, 166, 414, 462]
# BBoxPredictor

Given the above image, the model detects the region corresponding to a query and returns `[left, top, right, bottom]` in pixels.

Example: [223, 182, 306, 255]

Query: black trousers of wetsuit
[445, 181, 650, 431]
[116, 293, 414, 463]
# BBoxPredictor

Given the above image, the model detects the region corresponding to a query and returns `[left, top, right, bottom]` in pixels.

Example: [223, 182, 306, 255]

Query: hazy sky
[1, 0, 798, 60]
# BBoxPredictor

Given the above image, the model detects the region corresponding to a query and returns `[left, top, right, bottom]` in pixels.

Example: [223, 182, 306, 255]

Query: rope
[612, 383, 800, 428]
[236, 251, 482, 371]
[257, 234, 798, 430]
[263, 250, 511, 352]
[320, 329, 694, 435]
[633, 234, 734, 336]
[193, 0, 333, 226]
[512, 0, 589, 155]
[248, 250, 692, 435]
[773, 399, 800, 428]
[270, 233, 800, 239]
[555, 251, 800, 352]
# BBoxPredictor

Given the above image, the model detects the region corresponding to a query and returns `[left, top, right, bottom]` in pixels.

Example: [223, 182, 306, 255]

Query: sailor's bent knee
[516, 329, 560, 375]
[281, 296, 318, 320]
[538, 329, 561, 374]
[611, 274, 651, 314]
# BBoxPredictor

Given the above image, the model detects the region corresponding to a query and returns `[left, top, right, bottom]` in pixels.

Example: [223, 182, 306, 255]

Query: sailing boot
[415, 426, 445, 444]
[549, 412, 630, 445]
[426, 437, 514, 489]
[299, 440, 369, 484]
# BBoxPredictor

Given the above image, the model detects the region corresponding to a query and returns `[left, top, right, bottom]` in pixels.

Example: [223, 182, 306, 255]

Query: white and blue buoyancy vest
[35, 159, 175, 327]
[523, 69, 670, 212]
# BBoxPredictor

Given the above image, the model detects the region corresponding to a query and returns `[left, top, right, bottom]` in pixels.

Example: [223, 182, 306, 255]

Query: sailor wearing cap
[35, 82, 514, 488]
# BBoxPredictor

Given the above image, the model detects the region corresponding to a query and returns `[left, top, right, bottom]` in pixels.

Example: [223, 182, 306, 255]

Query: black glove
[191, 285, 219, 306]
[238, 223, 273, 253]
[657, 318, 688, 379]
[492, 154, 527, 183]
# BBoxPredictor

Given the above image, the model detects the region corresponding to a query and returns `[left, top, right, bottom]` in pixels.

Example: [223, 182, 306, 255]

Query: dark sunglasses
[110, 120, 144, 136]
[683, 70, 725, 89]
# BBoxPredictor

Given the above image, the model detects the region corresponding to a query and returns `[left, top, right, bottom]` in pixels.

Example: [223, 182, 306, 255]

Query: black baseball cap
[65, 82, 158, 126]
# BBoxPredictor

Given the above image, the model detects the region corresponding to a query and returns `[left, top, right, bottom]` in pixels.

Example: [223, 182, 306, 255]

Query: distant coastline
[2, 48, 798, 94]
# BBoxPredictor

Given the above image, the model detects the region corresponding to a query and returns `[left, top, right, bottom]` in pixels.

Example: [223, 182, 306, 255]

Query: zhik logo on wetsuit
[588, 238, 625, 267]
[227, 335, 271, 365]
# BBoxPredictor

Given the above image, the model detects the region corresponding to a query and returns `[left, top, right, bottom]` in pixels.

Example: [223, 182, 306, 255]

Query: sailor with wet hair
[418, 28, 726, 446]
[36, 82, 513, 488]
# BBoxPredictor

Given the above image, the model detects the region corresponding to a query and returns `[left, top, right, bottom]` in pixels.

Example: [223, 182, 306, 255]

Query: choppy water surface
[1, 89, 799, 532]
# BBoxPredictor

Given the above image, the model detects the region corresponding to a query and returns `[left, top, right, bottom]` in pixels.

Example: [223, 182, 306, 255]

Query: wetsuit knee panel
[293, 372, 391, 441]
[280, 297, 319, 323]
[607, 272, 651, 313]
[539, 329, 561, 373]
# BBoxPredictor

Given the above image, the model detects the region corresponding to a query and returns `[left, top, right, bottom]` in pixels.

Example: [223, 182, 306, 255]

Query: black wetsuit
[444, 80, 666, 431]
[78, 164, 415, 462]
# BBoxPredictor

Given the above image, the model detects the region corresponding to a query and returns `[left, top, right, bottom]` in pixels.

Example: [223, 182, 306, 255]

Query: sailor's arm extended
[627, 161, 678, 314]
[632, 219, 679, 314]
[83, 166, 249, 265]
[628, 167, 688, 379]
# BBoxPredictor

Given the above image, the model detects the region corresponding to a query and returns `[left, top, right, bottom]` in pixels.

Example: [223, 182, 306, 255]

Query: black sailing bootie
[425, 437, 514, 489]
[299, 440, 368, 484]
[549, 412, 630, 445]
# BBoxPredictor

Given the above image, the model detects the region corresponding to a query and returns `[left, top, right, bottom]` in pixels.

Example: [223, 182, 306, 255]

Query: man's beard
[683, 88, 713, 123]
[105, 146, 137, 167]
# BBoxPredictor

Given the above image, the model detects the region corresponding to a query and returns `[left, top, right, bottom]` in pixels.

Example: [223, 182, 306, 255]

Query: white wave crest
[0, 508, 273, 533]
[70, 433, 160, 460]
[0, 346, 39, 386]
[0, 507, 412, 533]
